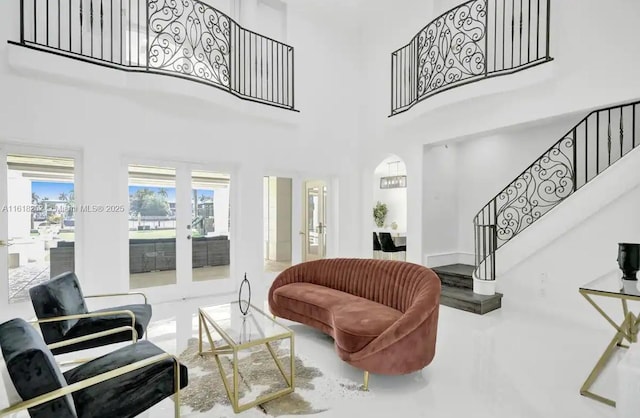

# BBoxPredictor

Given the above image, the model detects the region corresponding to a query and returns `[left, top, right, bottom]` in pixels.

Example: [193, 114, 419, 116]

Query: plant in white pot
[373, 201, 388, 228]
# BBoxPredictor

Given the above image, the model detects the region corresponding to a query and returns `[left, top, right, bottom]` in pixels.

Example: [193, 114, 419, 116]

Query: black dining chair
[378, 232, 407, 260]
[373, 232, 382, 259]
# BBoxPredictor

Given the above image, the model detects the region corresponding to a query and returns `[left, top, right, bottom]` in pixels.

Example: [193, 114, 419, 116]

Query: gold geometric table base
[198, 309, 295, 413]
[579, 290, 640, 407]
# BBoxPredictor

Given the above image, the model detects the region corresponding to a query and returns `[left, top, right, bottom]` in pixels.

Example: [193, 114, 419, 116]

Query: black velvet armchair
[0, 318, 188, 418]
[29, 272, 152, 355]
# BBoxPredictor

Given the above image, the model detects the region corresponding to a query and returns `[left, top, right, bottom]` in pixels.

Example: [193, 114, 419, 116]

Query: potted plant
[373, 201, 388, 228]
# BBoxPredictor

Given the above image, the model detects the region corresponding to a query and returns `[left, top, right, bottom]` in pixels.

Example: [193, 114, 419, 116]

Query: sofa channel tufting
[268, 258, 440, 386]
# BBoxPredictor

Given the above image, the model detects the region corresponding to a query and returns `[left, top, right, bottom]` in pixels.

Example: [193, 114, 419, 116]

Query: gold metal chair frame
[198, 303, 295, 413]
[84, 291, 148, 305]
[579, 288, 640, 407]
[0, 352, 182, 417]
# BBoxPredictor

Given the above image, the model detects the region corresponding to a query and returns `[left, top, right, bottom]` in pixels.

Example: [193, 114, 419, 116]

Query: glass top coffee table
[198, 301, 295, 413]
[579, 270, 640, 407]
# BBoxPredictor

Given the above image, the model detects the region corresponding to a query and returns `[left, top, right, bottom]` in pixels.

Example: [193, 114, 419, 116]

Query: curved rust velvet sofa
[268, 258, 440, 376]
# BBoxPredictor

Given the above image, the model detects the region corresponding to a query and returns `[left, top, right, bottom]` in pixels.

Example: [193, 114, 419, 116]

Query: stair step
[432, 263, 475, 278]
[432, 264, 474, 289]
[440, 285, 503, 315]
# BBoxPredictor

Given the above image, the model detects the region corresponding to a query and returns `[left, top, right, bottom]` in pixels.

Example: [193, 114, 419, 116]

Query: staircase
[433, 264, 503, 315]
[473, 99, 640, 290]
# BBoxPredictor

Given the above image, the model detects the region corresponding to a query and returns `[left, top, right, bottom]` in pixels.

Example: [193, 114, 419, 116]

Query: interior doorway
[372, 156, 407, 258]
[263, 176, 292, 273]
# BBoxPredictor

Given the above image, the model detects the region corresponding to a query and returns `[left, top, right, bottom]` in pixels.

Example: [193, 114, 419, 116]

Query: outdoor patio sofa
[50, 236, 230, 276]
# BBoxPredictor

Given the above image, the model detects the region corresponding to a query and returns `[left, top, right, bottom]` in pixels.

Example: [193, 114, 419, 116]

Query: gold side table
[579, 271, 640, 407]
[198, 301, 295, 413]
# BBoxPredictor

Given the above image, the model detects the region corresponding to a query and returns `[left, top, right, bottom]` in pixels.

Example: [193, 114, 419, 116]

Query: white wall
[265, 176, 292, 261]
[255, 0, 287, 42]
[204, 0, 236, 17]
[213, 187, 230, 236]
[422, 143, 458, 264]
[6, 171, 31, 239]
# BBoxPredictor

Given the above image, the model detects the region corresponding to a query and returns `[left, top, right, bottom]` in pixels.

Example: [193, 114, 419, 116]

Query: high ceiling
[282, 0, 371, 20]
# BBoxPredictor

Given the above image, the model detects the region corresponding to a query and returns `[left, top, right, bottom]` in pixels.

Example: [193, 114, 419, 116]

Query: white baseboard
[424, 252, 475, 267]
[458, 252, 475, 266]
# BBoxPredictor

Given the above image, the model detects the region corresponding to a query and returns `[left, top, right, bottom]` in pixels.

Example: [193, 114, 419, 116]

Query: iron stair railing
[391, 0, 552, 116]
[12, 0, 295, 111]
[474, 100, 640, 282]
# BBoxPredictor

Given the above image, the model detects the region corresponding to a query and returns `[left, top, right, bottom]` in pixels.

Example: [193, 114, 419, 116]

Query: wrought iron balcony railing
[13, 0, 295, 110]
[474, 100, 640, 282]
[391, 0, 552, 116]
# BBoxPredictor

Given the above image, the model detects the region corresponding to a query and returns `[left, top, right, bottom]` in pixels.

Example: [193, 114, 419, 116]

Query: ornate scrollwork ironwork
[417, 0, 487, 98]
[148, 0, 231, 88]
[494, 136, 575, 246]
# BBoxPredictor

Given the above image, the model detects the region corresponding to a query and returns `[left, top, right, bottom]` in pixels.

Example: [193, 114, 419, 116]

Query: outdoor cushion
[0, 318, 76, 418]
[273, 282, 403, 353]
[64, 340, 188, 418]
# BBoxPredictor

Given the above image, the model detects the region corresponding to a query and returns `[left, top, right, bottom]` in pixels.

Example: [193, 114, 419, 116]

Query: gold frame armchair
[0, 318, 187, 418]
[29, 272, 152, 355]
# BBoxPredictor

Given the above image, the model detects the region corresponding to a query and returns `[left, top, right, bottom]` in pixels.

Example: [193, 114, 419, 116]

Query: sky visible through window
[31, 181, 73, 200]
[30, 182, 214, 202]
[128, 186, 213, 202]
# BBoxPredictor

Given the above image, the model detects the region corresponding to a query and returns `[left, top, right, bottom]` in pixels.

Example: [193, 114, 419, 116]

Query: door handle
[186, 235, 192, 240]
[299, 231, 305, 235]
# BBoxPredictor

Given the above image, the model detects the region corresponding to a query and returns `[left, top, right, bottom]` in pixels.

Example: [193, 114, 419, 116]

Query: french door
[0, 146, 81, 319]
[126, 161, 234, 300]
[303, 180, 327, 261]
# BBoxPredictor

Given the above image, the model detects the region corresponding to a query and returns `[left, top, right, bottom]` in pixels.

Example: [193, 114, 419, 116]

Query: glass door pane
[6, 154, 75, 303]
[128, 165, 177, 289]
[263, 176, 292, 272]
[191, 170, 231, 282]
[304, 181, 327, 261]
